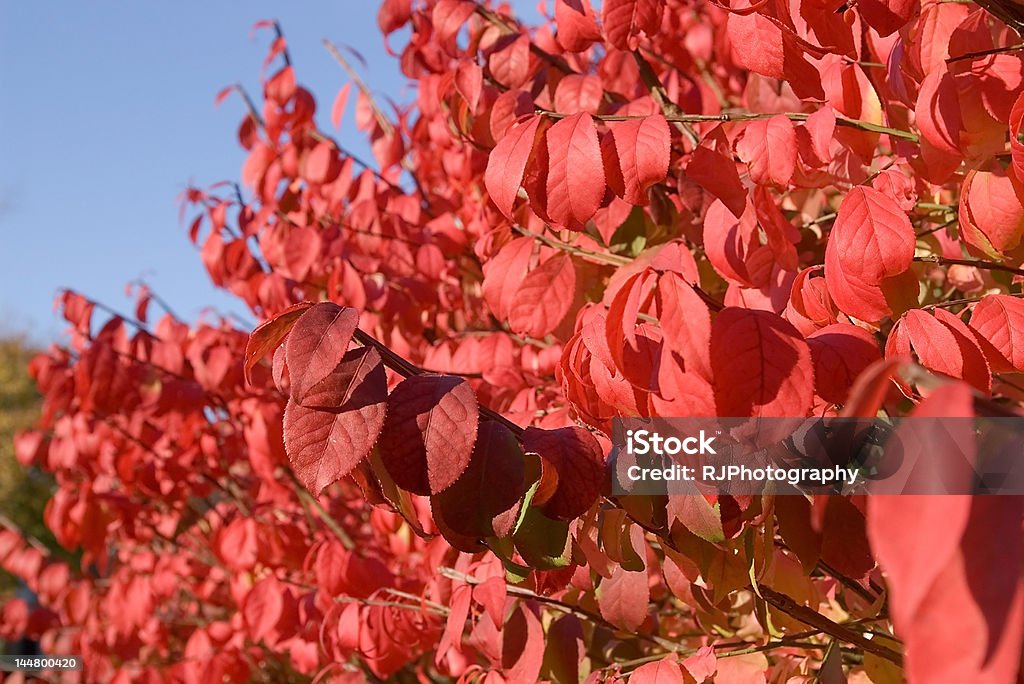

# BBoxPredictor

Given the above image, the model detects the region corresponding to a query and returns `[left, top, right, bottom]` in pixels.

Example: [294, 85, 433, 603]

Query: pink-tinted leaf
[629, 656, 688, 684]
[734, 115, 797, 188]
[598, 563, 649, 631]
[285, 303, 360, 405]
[969, 294, 1024, 372]
[331, 82, 352, 130]
[602, 0, 664, 50]
[545, 112, 605, 230]
[508, 253, 577, 338]
[485, 115, 543, 219]
[824, 187, 917, 323]
[244, 301, 314, 384]
[607, 115, 670, 205]
[807, 323, 882, 404]
[284, 347, 387, 494]
[554, 0, 601, 52]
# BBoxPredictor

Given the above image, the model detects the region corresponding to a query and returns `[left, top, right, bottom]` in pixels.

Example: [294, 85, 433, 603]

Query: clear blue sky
[0, 2, 536, 342]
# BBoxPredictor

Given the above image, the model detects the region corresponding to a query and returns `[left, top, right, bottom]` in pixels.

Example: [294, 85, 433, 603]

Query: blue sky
[0, 2, 537, 342]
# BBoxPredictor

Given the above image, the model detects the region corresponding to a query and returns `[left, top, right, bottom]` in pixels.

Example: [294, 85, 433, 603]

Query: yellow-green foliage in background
[0, 337, 55, 595]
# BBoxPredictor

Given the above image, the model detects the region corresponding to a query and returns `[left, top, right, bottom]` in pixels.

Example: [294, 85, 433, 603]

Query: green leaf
[514, 507, 572, 570]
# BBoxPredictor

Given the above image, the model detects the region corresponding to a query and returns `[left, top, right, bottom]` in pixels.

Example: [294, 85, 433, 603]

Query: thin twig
[914, 255, 1024, 277]
[536, 109, 919, 143]
[947, 42, 1024, 64]
[290, 472, 355, 550]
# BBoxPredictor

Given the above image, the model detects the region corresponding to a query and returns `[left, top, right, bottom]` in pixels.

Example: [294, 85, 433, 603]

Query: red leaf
[455, 61, 484, 112]
[285, 303, 360, 405]
[484, 115, 543, 219]
[545, 112, 605, 230]
[968, 294, 1024, 372]
[734, 115, 797, 188]
[508, 253, 577, 337]
[602, 0, 665, 51]
[436, 584, 472, 661]
[915, 70, 962, 157]
[725, 13, 825, 100]
[607, 114, 670, 205]
[488, 34, 532, 89]
[283, 347, 387, 494]
[431, 421, 526, 540]
[710, 308, 814, 417]
[554, 0, 601, 52]
[807, 323, 882, 404]
[377, 374, 479, 495]
[553, 74, 604, 115]
[244, 576, 284, 643]
[629, 656, 688, 684]
[824, 187, 917, 323]
[886, 309, 991, 393]
[472, 577, 508, 628]
[331, 82, 352, 130]
[482, 237, 535, 320]
[598, 563, 649, 631]
[282, 225, 323, 281]
[500, 604, 545, 684]
[432, 0, 476, 52]
[214, 85, 235, 107]
[703, 199, 772, 288]
[685, 131, 748, 218]
[869, 384, 1024, 683]
[958, 164, 1024, 259]
[244, 301, 314, 384]
[858, 0, 920, 37]
[523, 426, 605, 520]
[657, 271, 712, 380]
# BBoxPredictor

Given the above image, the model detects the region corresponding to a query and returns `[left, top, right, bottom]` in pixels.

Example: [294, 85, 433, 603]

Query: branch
[758, 586, 903, 665]
[512, 226, 724, 311]
[438, 567, 678, 652]
[472, 4, 578, 75]
[290, 473, 355, 550]
[0, 513, 50, 555]
[321, 40, 434, 211]
[947, 42, 1024, 64]
[913, 255, 1024, 277]
[922, 291, 1024, 311]
[351, 328, 525, 437]
[631, 50, 699, 145]
[536, 109, 919, 143]
[322, 39, 392, 135]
